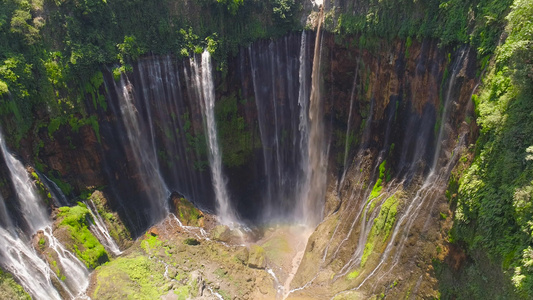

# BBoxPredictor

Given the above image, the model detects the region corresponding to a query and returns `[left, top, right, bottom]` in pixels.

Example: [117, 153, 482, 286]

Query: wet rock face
[18, 33, 476, 287]
[287, 37, 478, 298]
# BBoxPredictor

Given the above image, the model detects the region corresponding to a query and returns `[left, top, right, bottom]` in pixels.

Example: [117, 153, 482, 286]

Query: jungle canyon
[0, 0, 532, 299]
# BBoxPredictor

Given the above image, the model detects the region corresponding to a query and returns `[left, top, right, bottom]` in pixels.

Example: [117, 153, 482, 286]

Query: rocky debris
[89, 214, 277, 300]
[248, 245, 266, 269]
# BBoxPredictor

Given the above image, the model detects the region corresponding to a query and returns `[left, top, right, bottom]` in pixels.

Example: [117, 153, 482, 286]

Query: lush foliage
[335, 0, 512, 57]
[57, 202, 109, 269]
[447, 0, 533, 297]
[0, 0, 302, 150]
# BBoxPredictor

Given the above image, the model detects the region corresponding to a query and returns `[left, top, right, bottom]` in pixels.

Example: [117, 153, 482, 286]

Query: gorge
[0, 0, 532, 299]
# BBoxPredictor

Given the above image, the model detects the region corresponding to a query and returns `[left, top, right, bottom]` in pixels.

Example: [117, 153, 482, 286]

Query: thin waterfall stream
[189, 50, 237, 226]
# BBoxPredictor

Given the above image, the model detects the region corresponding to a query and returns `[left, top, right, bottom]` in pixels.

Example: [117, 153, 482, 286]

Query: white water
[1, 136, 48, 233]
[113, 75, 170, 224]
[0, 227, 62, 300]
[300, 11, 328, 227]
[43, 227, 90, 297]
[189, 50, 237, 226]
[86, 200, 122, 256]
[0, 133, 90, 299]
[311, 0, 323, 7]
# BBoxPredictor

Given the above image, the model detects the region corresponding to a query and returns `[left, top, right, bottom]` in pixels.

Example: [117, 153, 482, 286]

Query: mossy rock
[210, 225, 232, 243]
[247, 245, 266, 269]
[55, 202, 109, 269]
[0, 268, 31, 300]
[171, 194, 204, 227]
[89, 190, 132, 249]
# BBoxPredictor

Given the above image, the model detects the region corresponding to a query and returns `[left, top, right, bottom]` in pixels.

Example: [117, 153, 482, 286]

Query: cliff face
[3, 29, 477, 298]
[14, 31, 474, 220]
[289, 34, 478, 298]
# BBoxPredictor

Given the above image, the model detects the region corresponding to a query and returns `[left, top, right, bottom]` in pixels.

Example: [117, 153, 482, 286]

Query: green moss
[92, 255, 166, 299]
[89, 191, 132, 247]
[48, 118, 61, 138]
[57, 203, 109, 269]
[262, 235, 291, 264]
[140, 234, 163, 254]
[361, 195, 399, 267]
[218, 289, 231, 300]
[30, 171, 52, 204]
[370, 160, 387, 200]
[47, 174, 72, 196]
[0, 268, 31, 300]
[175, 197, 202, 226]
[347, 269, 360, 280]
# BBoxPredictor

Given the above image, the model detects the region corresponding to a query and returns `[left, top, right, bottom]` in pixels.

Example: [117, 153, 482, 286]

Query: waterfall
[42, 227, 90, 296]
[86, 200, 122, 256]
[1, 137, 48, 234]
[347, 48, 471, 291]
[247, 23, 327, 226]
[248, 34, 307, 222]
[300, 8, 327, 227]
[112, 74, 170, 224]
[0, 133, 90, 299]
[0, 227, 62, 300]
[189, 50, 237, 225]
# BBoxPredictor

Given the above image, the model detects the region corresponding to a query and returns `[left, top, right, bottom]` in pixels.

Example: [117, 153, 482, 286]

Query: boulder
[247, 245, 266, 269]
[210, 225, 232, 243]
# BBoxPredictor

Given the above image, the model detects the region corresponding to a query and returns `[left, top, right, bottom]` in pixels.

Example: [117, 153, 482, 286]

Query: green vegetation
[215, 93, 258, 167]
[30, 170, 52, 204]
[57, 203, 109, 269]
[370, 160, 388, 199]
[440, 0, 533, 298]
[140, 233, 163, 254]
[334, 0, 512, 57]
[0, 268, 31, 300]
[0, 0, 303, 151]
[361, 194, 399, 267]
[347, 269, 360, 280]
[92, 255, 166, 299]
[174, 285, 190, 300]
